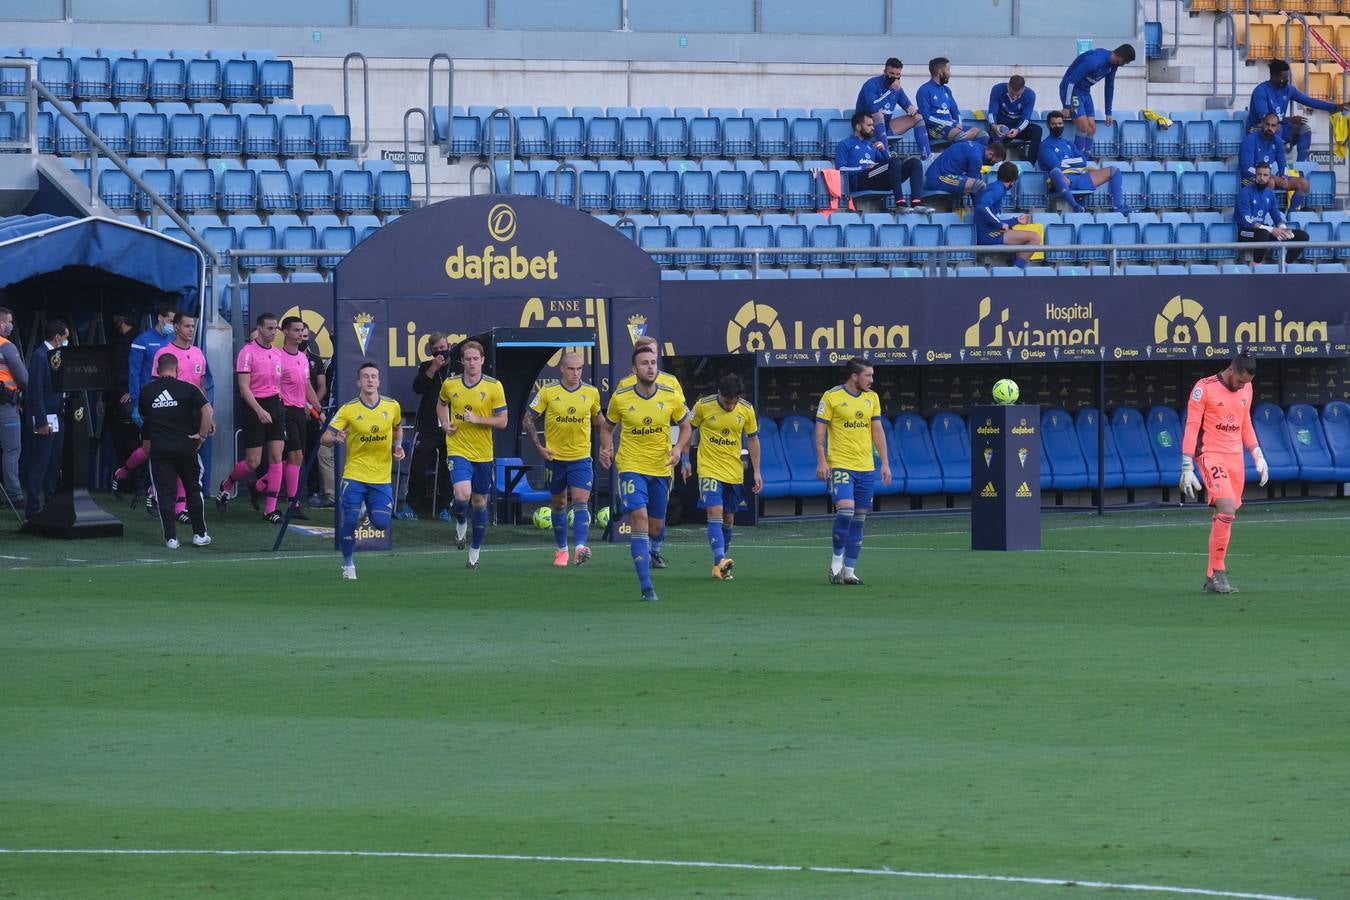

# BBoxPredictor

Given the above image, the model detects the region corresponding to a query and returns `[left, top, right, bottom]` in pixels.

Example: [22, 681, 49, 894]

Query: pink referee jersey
[152, 342, 208, 390]
[277, 347, 311, 408]
[1182, 373, 1257, 458]
[236, 340, 282, 398]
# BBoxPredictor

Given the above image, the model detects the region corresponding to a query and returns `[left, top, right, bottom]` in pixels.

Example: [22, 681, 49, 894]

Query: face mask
[1050, 126, 1065, 138]
[298, 339, 310, 352]
[0, 322, 10, 337]
[162, 322, 174, 335]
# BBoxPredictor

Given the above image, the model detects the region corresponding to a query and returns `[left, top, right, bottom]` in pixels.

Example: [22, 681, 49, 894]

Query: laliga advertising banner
[660, 276, 1350, 365]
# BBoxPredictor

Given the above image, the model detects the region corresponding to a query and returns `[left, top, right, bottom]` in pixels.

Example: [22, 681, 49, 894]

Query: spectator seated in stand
[855, 56, 931, 157]
[922, 139, 1004, 202]
[1240, 112, 1310, 214]
[916, 57, 986, 148]
[1235, 161, 1308, 264]
[834, 111, 929, 213]
[1038, 110, 1133, 214]
[987, 74, 1042, 161]
[974, 161, 1041, 270]
[1246, 59, 1349, 164]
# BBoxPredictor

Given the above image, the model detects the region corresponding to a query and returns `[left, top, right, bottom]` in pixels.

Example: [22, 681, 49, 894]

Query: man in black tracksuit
[139, 353, 214, 549]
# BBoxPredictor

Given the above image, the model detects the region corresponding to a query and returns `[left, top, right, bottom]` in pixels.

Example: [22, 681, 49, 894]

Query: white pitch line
[0, 848, 1312, 900]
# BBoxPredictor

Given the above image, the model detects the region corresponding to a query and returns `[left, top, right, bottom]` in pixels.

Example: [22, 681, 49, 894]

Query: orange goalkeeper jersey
[1182, 373, 1258, 457]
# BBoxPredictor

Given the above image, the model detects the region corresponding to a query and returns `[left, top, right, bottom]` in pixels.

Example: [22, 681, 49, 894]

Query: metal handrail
[0, 59, 38, 154]
[553, 161, 579, 209]
[1155, 0, 1179, 58]
[468, 161, 493, 195]
[428, 52, 453, 148]
[1282, 11, 1312, 90]
[1213, 13, 1237, 107]
[402, 107, 431, 205]
[485, 107, 515, 193]
[341, 51, 371, 157]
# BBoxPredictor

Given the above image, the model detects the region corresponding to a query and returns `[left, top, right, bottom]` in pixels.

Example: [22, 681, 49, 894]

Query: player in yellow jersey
[814, 357, 891, 585]
[691, 373, 762, 582]
[614, 334, 688, 567]
[600, 343, 691, 602]
[525, 351, 603, 567]
[436, 340, 508, 568]
[322, 361, 403, 581]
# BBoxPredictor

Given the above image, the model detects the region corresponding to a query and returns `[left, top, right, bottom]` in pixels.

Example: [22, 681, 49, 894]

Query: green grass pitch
[2, 498, 1348, 898]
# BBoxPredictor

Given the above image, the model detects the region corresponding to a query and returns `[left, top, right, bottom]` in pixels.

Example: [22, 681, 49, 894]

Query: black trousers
[149, 451, 206, 540]
[22, 428, 63, 516]
[854, 157, 923, 203]
[1237, 227, 1308, 263]
[993, 122, 1042, 162]
[405, 426, 448, 512]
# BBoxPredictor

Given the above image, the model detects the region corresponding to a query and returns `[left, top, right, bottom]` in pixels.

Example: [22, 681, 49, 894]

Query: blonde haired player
[437, 340, 508, 569]
[524, 351, 603, 567]
[691, 373, 761, 581]
[1180, 353, 1269, 594]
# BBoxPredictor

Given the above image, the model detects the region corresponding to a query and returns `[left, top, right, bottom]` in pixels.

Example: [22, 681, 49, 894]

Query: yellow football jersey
[528, 381, 601, 461]
[330, 396, 401, 484]
[439, 374, 507, 463]
[691, 395, 758, 485]
[816, 385, 882, 472]
[606, 384, 688, 478]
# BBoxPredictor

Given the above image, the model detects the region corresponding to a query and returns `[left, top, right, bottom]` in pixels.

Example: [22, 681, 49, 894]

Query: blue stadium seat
[779, 414, 828, 497]
[205, 111, 241, 156]
[97, 166, 134, 210]
[782, 170, 819, 212]
[722, 117, 754, 157]
[259, 58, 293, 102]
[644, 170, 678, 211]
[688, 116, 721, 157]
[73, 55, 111, 101]
[638, 224, 672, 265]
[710, 169, 747, 211]
[509, 114, 546, 157]
[648, 116, 686, 159]
[37, 56, 73, 99]
[1152, 121, 1182, 158]
[928, 411, 971, 494]
[609, 168, 645, 211]
[892, 413, 943, 494]
[277, 217, 317, 269]
[681, 169, 714, 211]
[1074, 407, 1128, 488]
[174, 166, 215, 213]
[1321, 401, 1350, 472]
[756, 117, 790, 157]
[135, 166, 175, 214]
[243, 112, 279, 156]
[1145, 405, 1183, 480]
[217, 168, 256, 213]
[1210, 170, 1238, 208]
[585, 116, 620, 157]
[294, 168, 333, 214]
[348, 213, 382, 244]
[1146, 170, 1178, 209]
[577, 169, 611, 212]
[1206, 222, 1236, 261]
[336, 167, 374, 214]
[222, 58, 258, 103]
[317, 217, 354, 267]
[236, 218, 275, 270]
[316, 114, 351, 158]
[1284, 403, 1346, 481]
[256, 167, 295, 214]
[185, 58, 221, 102]
[1213, 119, 1245, 156]
[1181, 120, 1214, 159]
[1306, 170, 1335, 209]
[1041, 408, 1089, 490]
[1248, 402, 1300, 483]
[747, 170, 781, 212]
[375, 169, 412, 215]
[806, 222, 840, 265]
[704, 223, 740, 266]
[619, 116, 653, 157]
[110, 56, 148, 102]
[672, 224, 707, 266]
[755, 419, 793, 499]
[1092, 120, 1120, 158]
[790, 117, 824, 157]
[869, 418, 905, 496]
[1119, 120, 1151, 158]
[1108, 407, 1160, 487]
[148, 56, 185, 102]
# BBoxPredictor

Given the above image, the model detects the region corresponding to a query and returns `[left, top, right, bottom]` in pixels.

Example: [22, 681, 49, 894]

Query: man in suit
[22, 320, 69, 517]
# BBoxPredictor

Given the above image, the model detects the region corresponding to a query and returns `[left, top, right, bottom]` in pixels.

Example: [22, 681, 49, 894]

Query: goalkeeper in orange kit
[1179, 354, 1268, 594]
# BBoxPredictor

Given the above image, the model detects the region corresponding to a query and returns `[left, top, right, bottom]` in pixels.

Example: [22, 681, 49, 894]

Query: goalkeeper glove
[1180, 454, 1203, 501]
[1252, 446, 1269, 486]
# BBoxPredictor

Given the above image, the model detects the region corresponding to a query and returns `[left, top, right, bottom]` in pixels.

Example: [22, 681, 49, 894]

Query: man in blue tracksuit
[1037, 111, 1132, 214]
[916, 57, 986, 148]
[1059, 43, 1136, 154]
[1246, 59, 1348, 162]
[974, 161, 1040, 269]
[922, 139, 1005, 200]
[855, 56, 930, 156]
[987, 75, 1042, 160]
[835, 111, 929, 211]
[1235, 161, 1308, 264]
[1240, 112, 1309, 213]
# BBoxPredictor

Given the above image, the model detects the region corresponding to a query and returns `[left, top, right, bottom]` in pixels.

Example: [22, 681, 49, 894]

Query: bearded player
[1180, 353, 1269, 594]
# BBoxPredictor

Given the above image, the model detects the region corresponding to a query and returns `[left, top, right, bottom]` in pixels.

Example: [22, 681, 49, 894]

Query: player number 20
[699, 477, 719, 493]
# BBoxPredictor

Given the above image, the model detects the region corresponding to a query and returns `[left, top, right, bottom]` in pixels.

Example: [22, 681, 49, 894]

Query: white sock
[831, 554, 844, 575]
[843, 566, 855, 578]
[456, 520, 467, 540]
[468, 546, 480, 565]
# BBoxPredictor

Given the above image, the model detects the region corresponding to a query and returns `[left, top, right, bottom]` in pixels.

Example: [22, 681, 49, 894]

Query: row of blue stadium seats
[657, 263, 1346, 279]
[613, 218, 1349, 267]
[0, 50, 292, 104]
[494, 165, 1336, 214]
[0, 102, 351, 159]
[594, 209, 1350, 229]
[77, 158, 410, 217]
[751, 403, 1350, 500]
[433, 111, 1255, 163]
[153, 212, 395, 269]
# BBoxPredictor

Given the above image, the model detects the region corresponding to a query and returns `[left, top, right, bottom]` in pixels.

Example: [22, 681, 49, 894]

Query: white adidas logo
[151, 390, 178, 409]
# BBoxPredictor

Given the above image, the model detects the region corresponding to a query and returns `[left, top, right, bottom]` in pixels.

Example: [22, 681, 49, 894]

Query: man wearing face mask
[916, 57, 986, 149]
[401, 331, 452, 520]
[855, 57, 931, 158]
[1247, 59, 1349, 163]
[1038, 110, 1132, 214]
[1235, 161, 1308, 264]
[22, 320, 69, 518]
[112, 301, 177, 507]
[0, 306, 29, 509]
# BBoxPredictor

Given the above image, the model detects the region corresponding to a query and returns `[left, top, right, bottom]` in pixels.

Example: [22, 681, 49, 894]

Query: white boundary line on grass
[0, 847, 1312, 899]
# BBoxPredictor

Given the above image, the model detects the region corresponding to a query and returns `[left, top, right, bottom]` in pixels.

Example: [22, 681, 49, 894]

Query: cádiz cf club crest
[352, 312, 375, 355]
[627, 314, 648, 345]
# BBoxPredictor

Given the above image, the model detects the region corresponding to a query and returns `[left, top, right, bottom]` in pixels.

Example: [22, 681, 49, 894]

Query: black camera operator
[399, 331, 452, 519]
